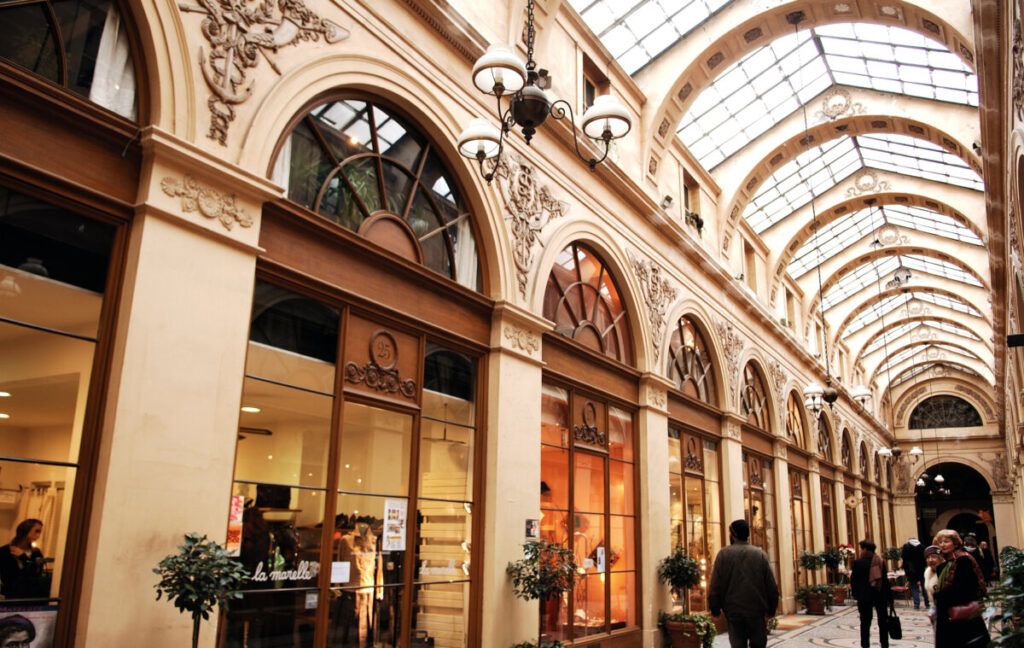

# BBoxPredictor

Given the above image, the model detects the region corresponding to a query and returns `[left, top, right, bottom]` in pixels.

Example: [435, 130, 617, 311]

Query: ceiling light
[457, 0, 631, 182]
[934, 473, 945, 483]
[0, 391, 10, 397]
[241, 406, 260, 413]
[0, 413, 8, 419]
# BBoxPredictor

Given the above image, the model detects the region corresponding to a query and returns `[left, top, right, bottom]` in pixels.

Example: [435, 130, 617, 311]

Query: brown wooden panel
[0, 68, 140, 208]
[260, 202, 492, 345]
[741, 425, 773, 456]
[574, 628, 642, 647]
[542, 334, 638, 402]
[818, 464, 837, 480]
[667, 393, 722, 435]
[786, 451, 809, 470]
[343, 314, 420, 407]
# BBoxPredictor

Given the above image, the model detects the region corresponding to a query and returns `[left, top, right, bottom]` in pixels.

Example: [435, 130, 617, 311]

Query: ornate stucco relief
[877, 224, 909, 246]
[647, 386, 667, 409]
[955, 385, 996, 420]
[179, 0, 349, 145]
[987, 453, 1011, 490]
[723, 419, 742, 440]
[494, 152, 569, 298]
[767, 359, 786, 402]
[503, 325, 540, 355]
[1014, 19, 1023, 120]
[161, 174, 253, 230]
[628, 251, 678, 364]
[714, 319, 745, 408]
[846, 170, 891, 197]
[815, 87, 866, 122]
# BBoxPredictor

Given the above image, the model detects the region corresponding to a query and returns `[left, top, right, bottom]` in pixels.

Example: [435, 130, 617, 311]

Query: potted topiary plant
[796, 584, 835, 615]
[820, 547, 848, 604]
[507, 539, 578, 647]
[153, 532, 249, 648]
[798, 550, 826, 574]
[657, 548, 705, 647]
[658, 611, 717, 648]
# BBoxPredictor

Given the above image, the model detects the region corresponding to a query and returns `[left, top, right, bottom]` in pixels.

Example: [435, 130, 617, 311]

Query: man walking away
[708, 519, 779, 648]
[901, 536, 928, 609]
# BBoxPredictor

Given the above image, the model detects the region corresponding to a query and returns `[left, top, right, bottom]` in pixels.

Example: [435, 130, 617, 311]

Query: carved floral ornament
[1014, 19, 1024, 121]
[767, 359, 786, 401]
[161, 174, 253, 230]
[344, 331, 417, 399]
[628, 251, 678, 363]
[179, 0, 349, 145]
[494, 152, 568, 298]
[503, 325, 540, 354]
[647, 386, 667, 408]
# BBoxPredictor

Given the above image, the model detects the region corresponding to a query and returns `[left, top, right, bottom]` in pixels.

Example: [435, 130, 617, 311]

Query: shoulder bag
[949, 600, 982, 621]
[887, 602, 902, 640]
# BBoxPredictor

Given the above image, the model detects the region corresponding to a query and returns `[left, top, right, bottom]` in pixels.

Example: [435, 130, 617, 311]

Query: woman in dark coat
[932, 529, 989, 648]
[850, 539, 889, 648]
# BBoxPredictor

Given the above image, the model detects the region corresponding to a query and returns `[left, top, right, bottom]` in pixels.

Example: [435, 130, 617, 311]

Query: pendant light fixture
[457, 0, 632, 182]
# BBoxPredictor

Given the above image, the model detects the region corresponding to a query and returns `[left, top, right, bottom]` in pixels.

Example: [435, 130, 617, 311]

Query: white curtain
[89, 3, 137, 120]
[271, 135, 293, 192]
[454, 214, 478, 289]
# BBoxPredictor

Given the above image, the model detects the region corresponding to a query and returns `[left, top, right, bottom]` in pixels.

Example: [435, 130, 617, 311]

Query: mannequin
[336, 521, 379, 645]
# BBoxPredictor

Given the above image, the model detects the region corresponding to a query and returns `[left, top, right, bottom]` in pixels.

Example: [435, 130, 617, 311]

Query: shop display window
[539, 385, 637, 643]
[0, 186, 117, 640]
[225, 280, 478, 647]
[790, 468, 813, 587]
[668, 429, 720, 612]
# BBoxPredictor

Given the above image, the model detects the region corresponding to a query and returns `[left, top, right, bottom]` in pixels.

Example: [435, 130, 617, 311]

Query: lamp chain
[526, 0, 537, 72]
[789, 16, 834, 389]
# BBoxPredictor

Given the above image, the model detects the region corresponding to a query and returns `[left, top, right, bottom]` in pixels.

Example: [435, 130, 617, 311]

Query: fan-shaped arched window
[785, 392, 806, 449]
[273, 98, 481, 289]
[667, 315, 716, 404]
[817, 418, 833, 464]
[874, 454, 883, 485]
[740, 363, 768, 429]
[908, 395, 983, 428]
[0, 0, 137, 118]
[543, 242, 633, 365]
[859, 441, 869, 475]
[841, 433, 853, 471]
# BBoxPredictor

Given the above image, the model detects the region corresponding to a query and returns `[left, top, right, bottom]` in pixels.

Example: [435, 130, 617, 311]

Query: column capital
[639, 373, 673, 413]
[490, 301, 551, 364]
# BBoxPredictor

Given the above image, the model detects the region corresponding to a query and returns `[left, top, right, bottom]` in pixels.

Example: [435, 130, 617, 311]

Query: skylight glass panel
[902, 254, 983, 286]
[843, 293, 905, 338]
[932, 342, 979, 360]
[822, 256, 899, 310]
[744, 137, 860, 233]
[570, 0, 737, 74]
[677, 32, 829, 169]
[816, 24, 978, 106]
[883, 205, 983, 245]
[788, 209, 881, 278]
[857, 134, 984, 191]
[914, 292, 981, 316]
[861, 322, 919, 356]
[924, 319, 981, 340]
[889, 362, 979, 386]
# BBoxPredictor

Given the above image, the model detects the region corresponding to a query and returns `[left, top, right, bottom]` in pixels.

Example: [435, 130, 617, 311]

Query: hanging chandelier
[457, 0, 632, 182]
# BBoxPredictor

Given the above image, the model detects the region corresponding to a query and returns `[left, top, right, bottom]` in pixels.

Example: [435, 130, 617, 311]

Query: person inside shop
[0, 519, 49, 600]
[0, 614, 36, 648]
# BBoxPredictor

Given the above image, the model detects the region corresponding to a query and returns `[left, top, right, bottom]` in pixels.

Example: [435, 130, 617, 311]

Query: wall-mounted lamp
[734, 273, 745, 281]
[660, 195, 674, 209]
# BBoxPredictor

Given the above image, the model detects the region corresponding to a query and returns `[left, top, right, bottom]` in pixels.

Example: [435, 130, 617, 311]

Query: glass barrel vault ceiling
[822, 255, 982, 311]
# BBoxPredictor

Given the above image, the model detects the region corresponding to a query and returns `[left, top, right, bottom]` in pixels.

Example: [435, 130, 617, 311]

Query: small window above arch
[909, 395, 982, 428]
[543, 242, 633, 365]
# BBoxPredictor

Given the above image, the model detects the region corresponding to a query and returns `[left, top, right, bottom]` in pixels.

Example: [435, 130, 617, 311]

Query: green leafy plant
[507, 540, 578, 602]
[796, 584, 835, 611]
[767, 615, 780, 632]
[820, 546, 843, 570]
[154, 533, 249, 648]
[657, 547, 703, 597]
[986, 546, 1024, 647]
[799, 550, 826, 571]
[658, 611, 717, 648]
[883, 546, 902, 563]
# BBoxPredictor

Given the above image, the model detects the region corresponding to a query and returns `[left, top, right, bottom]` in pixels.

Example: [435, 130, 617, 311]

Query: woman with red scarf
[932, 529, 989, 648]
[850, 540, 890, 648]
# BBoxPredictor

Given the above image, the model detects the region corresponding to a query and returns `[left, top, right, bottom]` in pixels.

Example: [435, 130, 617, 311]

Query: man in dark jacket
[708, 519, 779, 648]
[901, 537, 928, 609]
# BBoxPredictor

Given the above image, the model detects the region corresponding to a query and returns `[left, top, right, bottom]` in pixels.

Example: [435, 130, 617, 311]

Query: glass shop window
[225, 283, 478, 647]
[539, 384, 637, 644]
[0, 185, 117, 634]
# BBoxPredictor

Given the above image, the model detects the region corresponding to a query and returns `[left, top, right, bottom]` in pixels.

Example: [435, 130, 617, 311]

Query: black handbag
[888, 602, 903, 640]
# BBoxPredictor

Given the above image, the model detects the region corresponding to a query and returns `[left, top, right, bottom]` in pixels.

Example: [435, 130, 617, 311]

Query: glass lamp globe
[471, 43, 527, 96]
[581, 95, 632, 140]
[457, 119, 501, 160]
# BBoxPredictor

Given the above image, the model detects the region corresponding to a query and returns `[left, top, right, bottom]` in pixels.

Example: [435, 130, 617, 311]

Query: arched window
[0, 0, 137, 118]
[817, 418, 834, 464]
[859, 441, 869, 475]
[543, 242, 633, 365]
[273, 97, 481, 289]
[841, 433, 853, 471]
[667, 315, 716, 404]
[785, 392, 806, 449]
[740, 362, 768, 429]
[875, 454, 883, 485]
[909, 395, 983, 428]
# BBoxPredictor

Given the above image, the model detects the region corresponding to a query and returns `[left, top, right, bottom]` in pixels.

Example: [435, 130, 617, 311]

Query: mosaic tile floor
[711, 601, 937, 648]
